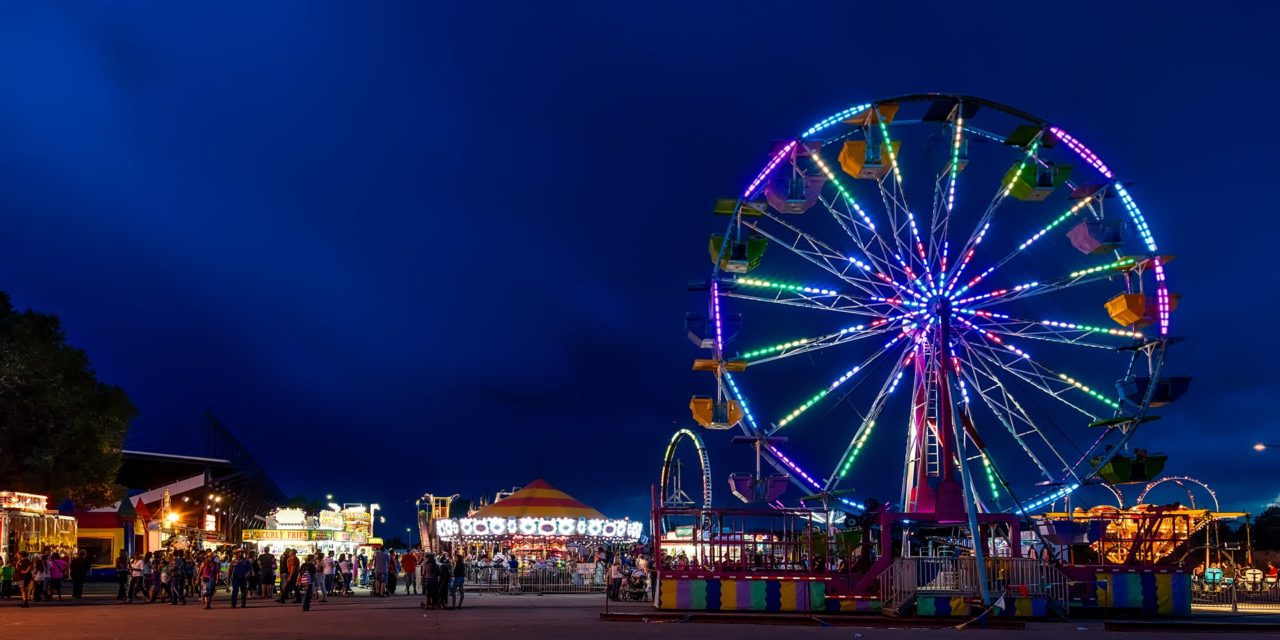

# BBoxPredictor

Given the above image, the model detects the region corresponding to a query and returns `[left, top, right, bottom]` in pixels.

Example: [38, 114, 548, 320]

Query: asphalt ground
[0, 583, 1275, 639]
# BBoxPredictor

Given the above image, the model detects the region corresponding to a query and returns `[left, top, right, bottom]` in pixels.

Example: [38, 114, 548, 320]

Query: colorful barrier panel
[656, 577, 828, 612]
[1093, 569, 1191, 617]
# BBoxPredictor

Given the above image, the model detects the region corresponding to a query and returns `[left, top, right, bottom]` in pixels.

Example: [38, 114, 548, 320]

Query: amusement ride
[657, 94, 1204, 615]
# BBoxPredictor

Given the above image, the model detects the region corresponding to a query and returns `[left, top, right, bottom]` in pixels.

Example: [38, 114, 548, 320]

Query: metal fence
[1192, 576, 1280, 612]
[880, 556, 1069, 616]
[463, 565, 607, 594]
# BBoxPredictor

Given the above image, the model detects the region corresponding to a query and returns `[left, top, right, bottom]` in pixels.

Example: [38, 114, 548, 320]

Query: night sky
[1, 2, 1277, 539]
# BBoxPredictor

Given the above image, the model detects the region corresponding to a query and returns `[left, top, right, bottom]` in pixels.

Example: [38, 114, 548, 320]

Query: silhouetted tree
[0, 292, 135, 507]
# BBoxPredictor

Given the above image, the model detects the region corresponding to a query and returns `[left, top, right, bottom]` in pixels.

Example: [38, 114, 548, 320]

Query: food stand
[0, 491, 77, 558]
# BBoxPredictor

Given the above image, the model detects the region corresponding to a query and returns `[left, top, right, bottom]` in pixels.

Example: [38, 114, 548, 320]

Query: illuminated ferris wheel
[687, 94, 1189, 518]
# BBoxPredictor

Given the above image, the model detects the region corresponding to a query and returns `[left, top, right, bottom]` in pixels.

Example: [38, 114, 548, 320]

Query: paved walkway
[0, 584, 1273, 639]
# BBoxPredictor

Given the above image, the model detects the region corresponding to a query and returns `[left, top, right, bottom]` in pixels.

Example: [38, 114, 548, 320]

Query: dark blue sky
[0, 2, 1276, 538]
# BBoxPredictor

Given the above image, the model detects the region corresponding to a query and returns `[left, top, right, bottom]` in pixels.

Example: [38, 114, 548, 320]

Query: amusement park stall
[0, 492, 77, 558]
[242, 506, 369, 557]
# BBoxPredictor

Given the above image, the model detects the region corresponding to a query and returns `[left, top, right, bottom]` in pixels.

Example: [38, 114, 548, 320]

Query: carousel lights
[438, 517, 642, 542]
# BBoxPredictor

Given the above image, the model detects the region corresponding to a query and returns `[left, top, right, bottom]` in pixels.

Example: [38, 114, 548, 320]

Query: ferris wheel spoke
[815, 188, 915, 290]
[943, 136, 1044, 296]
[723, 277, 900, 317]
[825, 347, 913, 491]
[771, 330, 912, 431]
[927, 108, 968, 279]
[956, 312, 1143, 351]
[737, 320, 903, 366]
[742, 215, 899, 296]
[808, 150, 909, 282]
[954, 256, 1140, 309]
[957, 327, 1106, 419]
[956, 343, 1082, 484]
[949, 191, 1108, 299]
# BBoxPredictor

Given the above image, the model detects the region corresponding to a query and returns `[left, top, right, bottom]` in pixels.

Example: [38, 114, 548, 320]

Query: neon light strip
[1057, 373, 1121, 409]
[837, 420, 876, 479]
[944, 223, 990, 296]
[727, 371, 858, 506]
[1017, 483, 1081, 514]
[736, 276, 839, 296]
[1049, 127, 1112, 179]
[739, 319, 891, 360]
[982, 455, 1001, 506]
[802, 103, 872, 138]
[874, 107, 903, 185]
[1152, 257, 1170, 336]
[776, 334, 905, 427]
[810, 152, 876, 233]
[711, 280, 725, 355]
[1069, 257, 1135, 278]
[952, 281, 1038, 306]
[947, 115, 963, 212]
[744, 140, 796, 198]
[1051, 127, 1157, 252]
[1114, 184, 1157, 252]
[1017, 198, 1094, 251]
[1040, 319, 1144, 339]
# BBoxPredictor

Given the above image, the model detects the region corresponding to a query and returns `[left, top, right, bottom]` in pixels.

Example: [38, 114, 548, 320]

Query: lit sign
[269, 508, 308, 530]
[204, 514, 217, 532]
[436, 517, 642, 542]
[317, 510, 344, 531]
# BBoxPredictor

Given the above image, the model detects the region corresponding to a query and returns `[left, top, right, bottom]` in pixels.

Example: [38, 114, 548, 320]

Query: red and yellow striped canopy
[471, 479, 605, 520]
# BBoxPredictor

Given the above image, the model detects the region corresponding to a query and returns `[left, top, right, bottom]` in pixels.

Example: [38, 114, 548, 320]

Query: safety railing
[463, 565, 607, 594]
[880, 556, 1070, 616]
[1193, 575, 1280, 612]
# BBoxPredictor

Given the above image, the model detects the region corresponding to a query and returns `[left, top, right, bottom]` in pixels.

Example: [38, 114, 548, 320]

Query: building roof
[470, 479, 605, 520]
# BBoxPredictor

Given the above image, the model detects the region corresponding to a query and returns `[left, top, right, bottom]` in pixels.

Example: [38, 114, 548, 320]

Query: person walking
[420, 553, 438, 609]
[451, 553, 466, 609]
[200, 553, 220, 609]
[47, 552, 67, 600]
[32, 553, 47, 602]
[69, 550, 90, 599]
[1, 554, 14, 599]
[15, 551, 34, 608]
[299, 554, 317, 612]
[126, 553, 146, 603]
[322, 551, 336, 600]
[278, 549, 300, 604]
[608, 558, 624, 601]
[230, 551, 251, 608]
[114, 550, 129, 600]
[338, 554, 353, 595]
[373, 547, 389, 597]
[401, 550, 418, 595]
[257, 549, 276, 599]
[169, 552, 187, 605]
[436, 554, 452, 609]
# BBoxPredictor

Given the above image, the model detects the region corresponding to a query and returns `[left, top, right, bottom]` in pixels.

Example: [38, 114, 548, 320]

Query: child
[1, 555, 13, 599]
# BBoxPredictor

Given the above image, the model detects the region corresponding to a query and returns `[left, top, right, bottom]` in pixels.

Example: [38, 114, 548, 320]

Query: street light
[327, 502, 341, 512]
[1254, 443, 1280, 451]
[326, 494, 333, 500]
[370, 503, 381, 538]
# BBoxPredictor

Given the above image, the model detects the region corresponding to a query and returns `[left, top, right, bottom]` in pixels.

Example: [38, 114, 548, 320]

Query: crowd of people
[95, 547, 471, 611]
[0, 543, 648, 610]
[2, 550, 92, 607]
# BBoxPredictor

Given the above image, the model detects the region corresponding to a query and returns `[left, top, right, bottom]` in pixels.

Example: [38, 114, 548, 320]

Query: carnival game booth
[242, 507, 368, 557]
[434, 479, 642, 591]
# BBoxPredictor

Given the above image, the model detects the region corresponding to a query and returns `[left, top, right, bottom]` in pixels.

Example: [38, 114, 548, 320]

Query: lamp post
[1254, 443, 1280, 452]
[370, 504, 381, 539]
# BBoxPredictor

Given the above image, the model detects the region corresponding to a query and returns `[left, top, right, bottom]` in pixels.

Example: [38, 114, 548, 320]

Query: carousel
[433, 479, 642, 561]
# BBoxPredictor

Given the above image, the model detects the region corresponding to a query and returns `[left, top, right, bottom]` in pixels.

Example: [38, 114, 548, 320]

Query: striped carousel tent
[471, 479, 605, 520]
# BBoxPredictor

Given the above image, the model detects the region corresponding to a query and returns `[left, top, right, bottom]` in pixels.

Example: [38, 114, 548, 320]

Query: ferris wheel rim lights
[708, 95, 1170, 514]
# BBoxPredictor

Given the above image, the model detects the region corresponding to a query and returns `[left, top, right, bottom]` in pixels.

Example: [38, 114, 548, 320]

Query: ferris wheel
[687, 94, 1189, 519]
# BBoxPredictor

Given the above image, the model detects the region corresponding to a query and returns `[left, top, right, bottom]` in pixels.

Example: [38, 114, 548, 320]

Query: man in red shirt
[401, 550, 419, 595]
